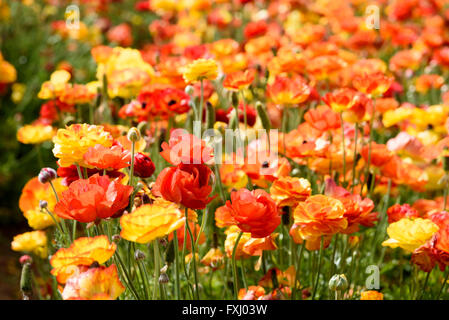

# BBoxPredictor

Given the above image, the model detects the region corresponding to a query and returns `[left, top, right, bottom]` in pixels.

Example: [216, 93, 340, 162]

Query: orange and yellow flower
[11, 230, 48, 258]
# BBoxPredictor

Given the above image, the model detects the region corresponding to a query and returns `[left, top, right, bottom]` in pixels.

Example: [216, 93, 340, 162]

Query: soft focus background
[0, 0, 155, 298]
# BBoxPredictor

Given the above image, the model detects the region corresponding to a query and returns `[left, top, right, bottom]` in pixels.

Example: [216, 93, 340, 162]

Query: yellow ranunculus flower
[0, 58, 17, 84]
[182, 58, 219, 84]
[99, 47, 154, 99]
[11, 230, 48, 258]
[382, 218, 439, 252]
[17, 124, 56, 145]
[52, 124, 113, 167]
[120, 199, 185, 244]
[382, 107, 414, 128]
[37, 70, 71, 100]
[19, 177, 66, 230]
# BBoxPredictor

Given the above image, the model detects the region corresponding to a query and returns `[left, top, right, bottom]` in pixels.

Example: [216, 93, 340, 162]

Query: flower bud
[127, 127, 141, 142]
[185, 85, 194, 95]
[329, 274, 348, 291]
[112, 235, 121, 243]
[133, 153, 155, 178]
[38, 167, 57, 184]
[134, 249, 146, 261]
[159, 273, 169, 284]
[39, 200, 48, 210]
[19, 255, 32, 265]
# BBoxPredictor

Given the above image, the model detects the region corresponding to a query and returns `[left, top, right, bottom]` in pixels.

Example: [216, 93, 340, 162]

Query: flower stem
[311, 236, 325, 300]
[232, 231, 244, 299]
[185, 210, 200, 300]
[173, 229, 181, 300]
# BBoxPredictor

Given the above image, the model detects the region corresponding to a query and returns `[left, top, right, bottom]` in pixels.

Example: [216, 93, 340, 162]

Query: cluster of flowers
[8, 0, 449, 300]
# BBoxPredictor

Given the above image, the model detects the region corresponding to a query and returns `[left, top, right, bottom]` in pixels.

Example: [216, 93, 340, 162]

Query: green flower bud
[329, 274, 348, 291]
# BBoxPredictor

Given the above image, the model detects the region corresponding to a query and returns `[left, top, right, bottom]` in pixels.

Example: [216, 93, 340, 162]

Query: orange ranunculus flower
[303, 105, 341, 132]
[291, 195, 347, 239]
[50, 235, 116, 284]
[215, 204, 237, 228]
[242, 233, 278, 256]
[11, 230, 48, 259]
[267, 75, 310, 106]
[415, 74, 444, 94]
[322, 88, 358, 113]
[306, 55, 347, 81]
[361, 142, 393, 168]
[200, 248, 225, 270]
[52, 124, 114, 168]
[19, 177, 66, 230]
[386, 204, 420, 224]
[17, 124, 56, 144]
[160, 129, 214, 165]
[223, 188, 280, 238]
[222, 69, 255, 91]
[389, 49, 422, 73]
[238, 286, 266, 300]
[54, 174, 133, 223]
[120, 199, 185, 244]
[270, 176, 311, 207]
[258, 266, 296, 289]
[325, 178, 378, 234]
[152, 163, 215, 210]
[62, 264, 125, 300]
[83, 144, 131, 170]
[360, 290, 384, 300]
[352, 72, 393, 98]
[59, 84, 97, 105]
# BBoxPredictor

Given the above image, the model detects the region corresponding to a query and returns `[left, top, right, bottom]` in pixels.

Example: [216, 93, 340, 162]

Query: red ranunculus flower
[54, 174, 133, 223]
[225, 188, 280, 238]
[152, 163, 215, 210]
[133, 152, 155, 178]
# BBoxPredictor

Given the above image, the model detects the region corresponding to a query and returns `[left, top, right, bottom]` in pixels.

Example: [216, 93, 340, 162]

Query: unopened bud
[134, 249, 146, 261]
[39, 200, 48, 210]
[127, 127, 141, 142]
[329, 274, 348, 291]
[38, 167, 57, 184]
[185, 85, 194, 96]
[160, 264, 168, 274]
[159, 273, 169, 284]
[19, 255, 32, 265]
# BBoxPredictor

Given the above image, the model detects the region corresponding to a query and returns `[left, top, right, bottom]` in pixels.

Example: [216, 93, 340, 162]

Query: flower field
[2, 0, 449, 301]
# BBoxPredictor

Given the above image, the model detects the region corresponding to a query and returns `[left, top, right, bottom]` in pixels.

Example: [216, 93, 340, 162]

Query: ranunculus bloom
[361, 142, 394, 167]
[54, 174, 133, 223]
[322, 88, 358, 113]
[133, 152, 156, 178]
[224, 226, 252, 259]
[83, 144, 131, 170]
[267, 75, 310, 105]
[19, 177, 66, 230]
[200, 248, 225, 270]
[53, 124, 114, 167]
[353, 72, 393, 98]
[223, 69, 256, 91]
[50, 235, 116, 284]
[11, 231, 48, 259]
[62, 264, 125, 300]
[360, 290, 384, 300]
[387, 203, 420, 224]
[304, 105, 341, 132]
[291, 195, 347, 240]
[120, 199, 185, 243]
[152, 163, 215, 210]
[182, 58, 219, 84]
[224, 188, 280, 238]
[160, 130, 214, 165]
[270, 176, 312, 207]
[382, 218, 439, 253]
[17, 124, 56, 144]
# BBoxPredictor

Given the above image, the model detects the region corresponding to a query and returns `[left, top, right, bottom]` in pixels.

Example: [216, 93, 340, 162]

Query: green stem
[173, 230, 181, 300]
[311, 236, 325, 300]
[185, 210, 200, 300]
[232, 231, 244, 299]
